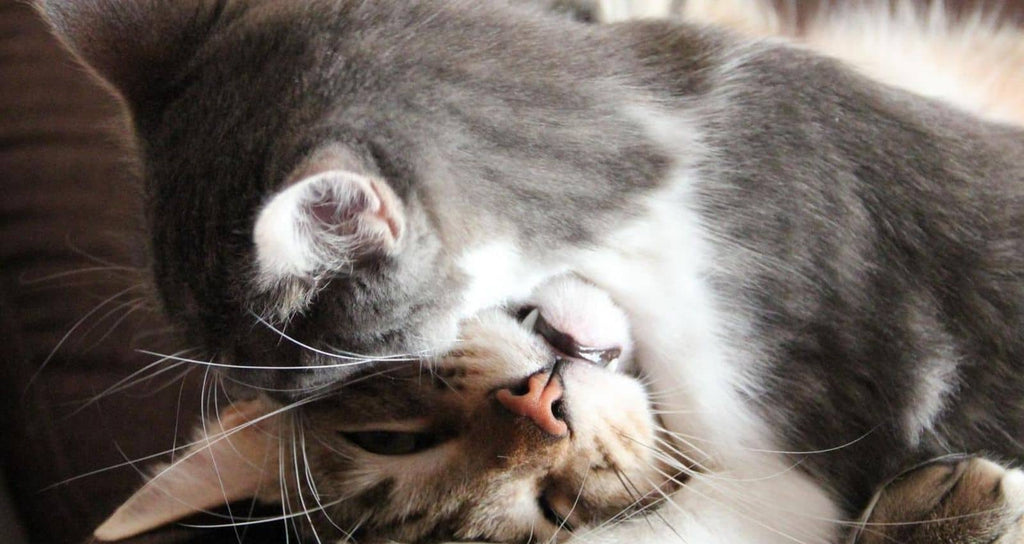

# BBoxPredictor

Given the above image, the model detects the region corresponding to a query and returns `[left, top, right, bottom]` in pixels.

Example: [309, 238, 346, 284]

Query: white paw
[527, 276, 632, 369]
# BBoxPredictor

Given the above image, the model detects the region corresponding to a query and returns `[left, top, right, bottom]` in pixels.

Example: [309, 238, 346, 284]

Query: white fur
[456, 241, 566, 320]
[903, 303, 961, 446]
[573, 455, 838, 544]
[679, 0, 785, 36]
[598, 0, 675, 22]
[560, 105, 841, 543]
[904, 355, 958, 445]
[253, 175, 327, 282]
[999, 462, 1024, 505]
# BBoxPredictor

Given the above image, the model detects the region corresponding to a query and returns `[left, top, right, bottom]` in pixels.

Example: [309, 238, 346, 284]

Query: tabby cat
[95, 276, 1024, 543]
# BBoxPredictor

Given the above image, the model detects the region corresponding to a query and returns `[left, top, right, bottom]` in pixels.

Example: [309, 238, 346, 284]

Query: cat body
[41, 1, 1024, 542]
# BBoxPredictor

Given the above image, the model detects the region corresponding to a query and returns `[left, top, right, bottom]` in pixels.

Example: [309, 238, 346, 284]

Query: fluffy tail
[601, 0, 1024, 126]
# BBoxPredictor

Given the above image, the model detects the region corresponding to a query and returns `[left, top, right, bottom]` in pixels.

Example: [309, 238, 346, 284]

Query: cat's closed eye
[538, 491, 578, 531]
[339, 430, 444, 456]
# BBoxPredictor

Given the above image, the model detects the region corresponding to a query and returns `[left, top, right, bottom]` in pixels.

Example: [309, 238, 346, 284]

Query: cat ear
[93, 401, 281, 542]
[253, 166, 405, 290]
[38, 0, 223, 106]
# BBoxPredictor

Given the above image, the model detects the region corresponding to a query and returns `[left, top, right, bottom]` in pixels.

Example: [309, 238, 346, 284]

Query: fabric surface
[0, 469, 27, 544]
[0, 0, 1020, 543]
[0, 0, 214, 541]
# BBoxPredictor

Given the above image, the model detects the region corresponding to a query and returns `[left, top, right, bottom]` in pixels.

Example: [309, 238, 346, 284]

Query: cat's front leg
[851, 456, 1024, 544]
[563, 454, 842, 544]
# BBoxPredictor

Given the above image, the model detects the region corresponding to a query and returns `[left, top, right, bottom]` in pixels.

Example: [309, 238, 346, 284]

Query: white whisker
[251, 312, 423, 362]
[655, 423, 882, 457]
[45, 389, 333, 490]
[68, 349, 199, 415]
[290, 418, 324, 544]
[82, 301, 147, 350]
[18, 264, 138, 285]
[26, 285, 139, 391]
[201, 370, 244, 544]
[139, 349, 399, 371]
[299, 421, 348, 536]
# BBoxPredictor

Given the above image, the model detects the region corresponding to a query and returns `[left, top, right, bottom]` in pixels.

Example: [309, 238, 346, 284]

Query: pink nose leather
[496, 372, 568, 437]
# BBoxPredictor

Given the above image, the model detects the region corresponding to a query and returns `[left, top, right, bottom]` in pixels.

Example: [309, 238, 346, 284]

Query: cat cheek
[252, 170, 405, 288]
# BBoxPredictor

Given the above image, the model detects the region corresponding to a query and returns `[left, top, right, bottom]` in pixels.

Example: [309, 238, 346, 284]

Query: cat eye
[340, 430, 441, 456]
[538, 493, 576, 532]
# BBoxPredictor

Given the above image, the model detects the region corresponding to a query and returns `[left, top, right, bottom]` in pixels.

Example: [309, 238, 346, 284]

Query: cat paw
[525, 276, 632, 370]
[852, 456, 1024, 544]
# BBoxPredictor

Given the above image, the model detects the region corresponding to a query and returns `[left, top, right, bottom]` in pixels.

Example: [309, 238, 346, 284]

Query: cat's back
[610, 20, 1024, 508]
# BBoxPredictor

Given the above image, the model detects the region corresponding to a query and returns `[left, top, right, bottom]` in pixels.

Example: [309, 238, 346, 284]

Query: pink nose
[496, 371, 568, 437]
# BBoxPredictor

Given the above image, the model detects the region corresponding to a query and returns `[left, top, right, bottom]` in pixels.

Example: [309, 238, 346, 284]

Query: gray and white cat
[40, 0, 1024, 542]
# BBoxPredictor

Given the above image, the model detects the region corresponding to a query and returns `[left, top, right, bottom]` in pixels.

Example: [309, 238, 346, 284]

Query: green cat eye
[340, 430, 440, 456]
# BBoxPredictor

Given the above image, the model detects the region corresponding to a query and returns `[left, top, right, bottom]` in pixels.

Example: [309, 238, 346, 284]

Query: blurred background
[1, 1, 1021, 542]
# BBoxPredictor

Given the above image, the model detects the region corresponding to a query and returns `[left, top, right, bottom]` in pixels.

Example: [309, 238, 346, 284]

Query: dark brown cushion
[0, 0, 209, 541]
[0, 1, 295, 540]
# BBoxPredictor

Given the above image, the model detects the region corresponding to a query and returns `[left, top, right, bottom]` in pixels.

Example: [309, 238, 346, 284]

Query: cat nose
[496, 370, 568, 437]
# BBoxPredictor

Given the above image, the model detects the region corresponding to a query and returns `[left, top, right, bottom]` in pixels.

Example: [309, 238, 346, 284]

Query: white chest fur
[571, 165, 840, 543]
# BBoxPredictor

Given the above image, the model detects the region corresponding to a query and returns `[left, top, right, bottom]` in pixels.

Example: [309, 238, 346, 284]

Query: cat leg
[556, 453, 841, 544]
[525, 275, 634, 369]
[851, 456, 1024, 544]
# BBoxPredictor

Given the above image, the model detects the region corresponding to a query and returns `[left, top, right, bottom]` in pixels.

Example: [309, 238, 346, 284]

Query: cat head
[39, 0, 670, 392]
[93, 287, 682, 543]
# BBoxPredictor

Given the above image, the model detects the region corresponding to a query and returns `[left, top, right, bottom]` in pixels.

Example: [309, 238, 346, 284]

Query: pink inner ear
[253, 168, 405, 291]
[300, 172, 403, 248]
[308, 184, 373, 232]
[374, 194, 403, 241]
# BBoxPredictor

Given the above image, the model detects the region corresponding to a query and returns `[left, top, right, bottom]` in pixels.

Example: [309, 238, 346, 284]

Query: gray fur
[40, 0, 1024, 526]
